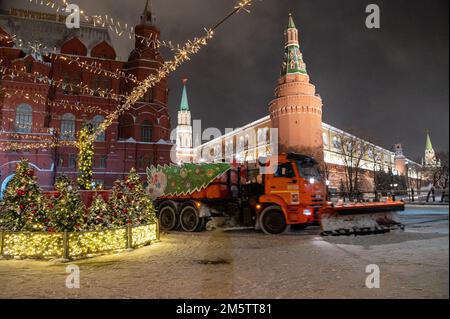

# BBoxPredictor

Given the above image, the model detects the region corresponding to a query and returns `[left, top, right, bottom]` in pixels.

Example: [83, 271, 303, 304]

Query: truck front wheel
[180, 206, 201, 232]
[260, 206, 287, 235]
[159, 206, 178, 231]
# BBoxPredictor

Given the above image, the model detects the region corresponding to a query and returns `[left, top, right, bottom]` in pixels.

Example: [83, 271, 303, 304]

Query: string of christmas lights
[0, 0, 255, 151]
[0, 87, 111, 115]
[53, 55, 139, 84]
[0, 63, 126, 101]
[0, 31, 143, 84]
[28, 0, 178, 50]
[93, 0, 254, 141]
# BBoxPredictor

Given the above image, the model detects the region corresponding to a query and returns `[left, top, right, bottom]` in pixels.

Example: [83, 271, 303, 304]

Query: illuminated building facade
[185, 13, 422, 191]
[0, 4, 172, 196]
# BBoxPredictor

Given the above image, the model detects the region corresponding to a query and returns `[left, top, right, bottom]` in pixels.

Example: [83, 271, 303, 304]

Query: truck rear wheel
[260, 206, 287, 235]
[180, 206, 201, 232]
[159, 206, 178, 231]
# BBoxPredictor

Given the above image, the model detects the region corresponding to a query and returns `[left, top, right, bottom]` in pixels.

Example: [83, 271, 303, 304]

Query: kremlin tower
[269, 13, 324, 161]
[394, 143, 407, 176]
[175, 79, 194, 163]
[423, 132, 440, 167]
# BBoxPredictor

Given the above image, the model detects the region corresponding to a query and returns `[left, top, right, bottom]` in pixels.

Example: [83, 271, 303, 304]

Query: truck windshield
[296, 160, 321, 181]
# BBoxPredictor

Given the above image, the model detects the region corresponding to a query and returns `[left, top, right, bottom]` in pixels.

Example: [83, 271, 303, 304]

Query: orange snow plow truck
[147, 153, 405, 236]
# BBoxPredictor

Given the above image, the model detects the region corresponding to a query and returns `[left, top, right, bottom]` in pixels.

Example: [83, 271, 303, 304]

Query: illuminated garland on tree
[85, 194, 111, 230]
[124, 168, 157, 226]
[0, 162, 157, 234]
[76, 123, 95, 190]
[108, 179, 129, 227]
[0, 159, 50, 231]
[50, 175, 85, 232]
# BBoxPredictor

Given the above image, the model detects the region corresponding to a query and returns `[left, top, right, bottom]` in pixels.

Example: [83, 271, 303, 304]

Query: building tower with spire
[118, 0, 172, 169]
[175, 79, 193, 163]
[269, 13, 324, 161]
[423, 131, 440, 167]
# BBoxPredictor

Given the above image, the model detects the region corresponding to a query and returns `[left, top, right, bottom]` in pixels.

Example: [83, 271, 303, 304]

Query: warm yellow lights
[3, 232, 64, 258]
[132, 224, 157, 247]
[69, 228, 127, 257]
[0, 223, 158, 260]
[76, 124, 95, 190]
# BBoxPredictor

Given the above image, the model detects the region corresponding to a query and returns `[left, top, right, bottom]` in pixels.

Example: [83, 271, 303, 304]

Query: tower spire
[141, 0, 155, 25]
[425, 131, 434, 151]
[282, 12, 307, 76]
[180, 78, 190, 111]
[176, 78, 193, 162]
[288, 11, 296, 29]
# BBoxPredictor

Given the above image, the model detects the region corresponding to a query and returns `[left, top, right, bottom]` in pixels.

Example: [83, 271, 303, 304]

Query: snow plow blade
[320, 202, 405, 236]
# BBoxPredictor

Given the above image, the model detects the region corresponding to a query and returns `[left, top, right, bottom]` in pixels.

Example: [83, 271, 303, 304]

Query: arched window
[61, 113, 76, 140]
[244, 135, 250, 151]
[92, 115, 105, 142]
[15, 104, 33, 133]
[332, 136, 341, 150]
[92, 76, 110, 96]
[225, 140, 233, 155]
[141, 89, 153, 103]
[141, 120, 152, 142]
[237, 136, 245, 151]
[322, 132, 329, 147]
[118, 114, 134, 140]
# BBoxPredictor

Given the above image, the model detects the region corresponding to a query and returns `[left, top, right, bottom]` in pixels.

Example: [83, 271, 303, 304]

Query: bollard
[0, 231, 4, 256]
[126, 225, 132, 249]
[63, 230, 70, 260]
[156, 221, 160, 241]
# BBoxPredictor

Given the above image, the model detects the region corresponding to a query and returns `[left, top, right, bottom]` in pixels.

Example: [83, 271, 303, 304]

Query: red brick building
[0, 4, 172, 196]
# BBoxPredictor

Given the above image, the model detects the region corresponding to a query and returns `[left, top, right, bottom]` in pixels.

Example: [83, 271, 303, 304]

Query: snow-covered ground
[0, 207, 448, 299]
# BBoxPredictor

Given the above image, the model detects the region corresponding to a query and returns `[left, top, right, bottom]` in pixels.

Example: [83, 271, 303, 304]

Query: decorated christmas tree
[124, 168, 156, 226]
[0, 159, 49, 231]
[85, 193, 111, 230]
[49, 175, 85, 232]
[77, 123, 94, 190]
[108, 179, 130, 227]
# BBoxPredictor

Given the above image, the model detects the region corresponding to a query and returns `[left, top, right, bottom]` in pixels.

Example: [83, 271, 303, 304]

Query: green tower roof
[426, 132, 434, 151]
[288, 12, 296, 29]
[282, 12, 307, 76]
[180, 79, 189, 111]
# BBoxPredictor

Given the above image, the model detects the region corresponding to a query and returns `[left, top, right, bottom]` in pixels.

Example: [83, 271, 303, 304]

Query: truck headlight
[303, 209, 312, 216]
[309, 178, 315, 184]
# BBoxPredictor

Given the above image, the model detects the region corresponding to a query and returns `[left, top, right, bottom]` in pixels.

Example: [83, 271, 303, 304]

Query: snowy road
[0, 206, 448, 299]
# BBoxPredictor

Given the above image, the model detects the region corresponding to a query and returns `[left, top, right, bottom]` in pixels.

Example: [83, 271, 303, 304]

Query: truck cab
[257, 153, 326, 234]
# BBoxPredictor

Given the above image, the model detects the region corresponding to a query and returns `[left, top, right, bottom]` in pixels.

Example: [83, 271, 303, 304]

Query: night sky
[1, 0, 448, 161]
